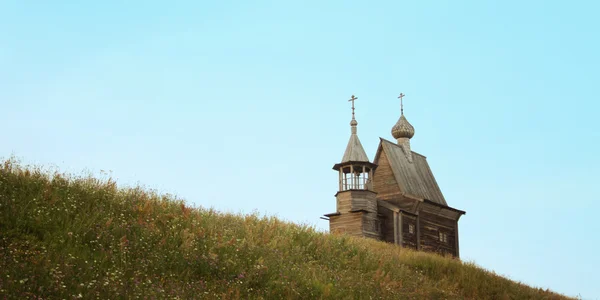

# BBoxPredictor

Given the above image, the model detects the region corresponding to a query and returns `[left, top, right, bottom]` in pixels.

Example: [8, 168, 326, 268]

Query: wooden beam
[393, 212, 398, 245]
[398, 212, 404, 246]
[402, 193, 423, 201]
[350, 165, 354, 189]
[455, 220, 460, 258]
[416, 215, 421, 250]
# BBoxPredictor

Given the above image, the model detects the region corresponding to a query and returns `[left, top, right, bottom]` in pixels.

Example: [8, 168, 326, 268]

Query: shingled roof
[341, 134, 370, 163]
[374, 138, 447, 206]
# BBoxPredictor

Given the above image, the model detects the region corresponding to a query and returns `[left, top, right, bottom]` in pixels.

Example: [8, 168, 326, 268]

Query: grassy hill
[0, 159, 571, 299]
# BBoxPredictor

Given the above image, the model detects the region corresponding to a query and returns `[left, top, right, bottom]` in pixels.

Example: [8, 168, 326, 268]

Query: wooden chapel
[324, 94, 466, 257]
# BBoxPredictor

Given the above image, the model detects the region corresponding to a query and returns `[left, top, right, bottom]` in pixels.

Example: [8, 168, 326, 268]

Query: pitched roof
[374, 138, 447, 206]
[341, 134, 370, 163]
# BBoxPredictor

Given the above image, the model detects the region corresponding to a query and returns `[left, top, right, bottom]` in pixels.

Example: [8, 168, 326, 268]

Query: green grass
[0, 158, 572, 299]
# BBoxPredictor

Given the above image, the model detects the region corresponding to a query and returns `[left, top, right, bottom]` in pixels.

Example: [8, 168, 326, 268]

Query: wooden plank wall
[372, 151, 402, 201]
[418, 210, 457, 257]
[373, 149, 418, 213]
[336, 191, 378, 213]
[378, 207, 395, 243]
[336, 192, 353, 213]
[401, 214, 418, 250]
[362, 212, 380, 237]
[355, 196, 378, 213]
[329, 213, 364, 237]
[333, 191, 381, 240]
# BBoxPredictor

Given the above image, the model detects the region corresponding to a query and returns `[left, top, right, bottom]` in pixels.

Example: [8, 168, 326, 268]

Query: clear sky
[1, 1, 599, 298]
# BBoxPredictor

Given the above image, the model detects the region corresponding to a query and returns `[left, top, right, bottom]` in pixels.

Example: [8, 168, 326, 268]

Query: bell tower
[324, 95, 380, 239]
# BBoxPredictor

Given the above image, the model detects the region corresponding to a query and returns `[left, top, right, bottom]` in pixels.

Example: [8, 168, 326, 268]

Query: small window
[408, 224, 415, 234]
[439, 232, 448, 243]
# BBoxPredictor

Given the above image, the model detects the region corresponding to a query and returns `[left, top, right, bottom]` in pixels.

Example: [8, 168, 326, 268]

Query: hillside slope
[0, 159, 571, 299]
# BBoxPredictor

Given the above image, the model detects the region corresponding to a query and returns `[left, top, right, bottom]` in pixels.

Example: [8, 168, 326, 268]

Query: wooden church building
[324, 94, 466, 257]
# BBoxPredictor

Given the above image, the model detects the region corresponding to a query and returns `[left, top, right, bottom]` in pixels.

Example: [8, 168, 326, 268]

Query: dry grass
[0, 158, 572, 299]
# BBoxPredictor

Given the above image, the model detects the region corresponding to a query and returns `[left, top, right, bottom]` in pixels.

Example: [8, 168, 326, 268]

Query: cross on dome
[348, 95, 359, 128]
[398, 93, 406, 115]
[391, 92, 415, 140]
[348, 95, 358, 121]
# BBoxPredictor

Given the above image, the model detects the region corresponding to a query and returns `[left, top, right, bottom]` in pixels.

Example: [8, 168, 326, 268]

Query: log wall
[372, 150, 401, 201]
[401, 213, 418, 250]
[329, 213, 364, 237]
[373, 149, 418, 212]
[378, 207, 395, 244]
[336, 190, 378, 213]
[418, 210, 457, 257]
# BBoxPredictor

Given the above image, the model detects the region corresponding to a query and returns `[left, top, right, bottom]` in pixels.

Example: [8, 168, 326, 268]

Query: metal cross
[348, 95, 358, 120]
[398, 93, 406, 115]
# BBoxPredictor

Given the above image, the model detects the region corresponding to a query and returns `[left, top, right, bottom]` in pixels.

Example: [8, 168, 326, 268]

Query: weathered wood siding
[372, 150, 402, 201]
[373, 150, 416, 212]
[418, 210, 457, 257]
[333, 190, 381, 240]
[336, 190, 378, 213]
[378, 207, 395, 243]
[336, 192, 353, 214]
[401, 213, 418, 249]
[329, 211, 381, 239]
[329, 213, 364, 237]
[420, 210, 456, 228]
[362, 212, 380, 238]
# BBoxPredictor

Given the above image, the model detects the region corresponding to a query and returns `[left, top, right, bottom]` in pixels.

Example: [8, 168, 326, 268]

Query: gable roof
[374, 138, 447, 206]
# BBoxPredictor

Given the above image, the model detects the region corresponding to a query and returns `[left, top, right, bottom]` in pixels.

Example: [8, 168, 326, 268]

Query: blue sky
[1, 1, 599, 298]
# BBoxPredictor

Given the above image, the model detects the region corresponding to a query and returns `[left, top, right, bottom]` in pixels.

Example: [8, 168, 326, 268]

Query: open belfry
[324, 94, 466, 257]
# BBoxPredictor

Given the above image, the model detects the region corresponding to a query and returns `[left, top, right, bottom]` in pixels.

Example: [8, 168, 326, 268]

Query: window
[439, 232, 448, 243]
[408, 224, 415, 234]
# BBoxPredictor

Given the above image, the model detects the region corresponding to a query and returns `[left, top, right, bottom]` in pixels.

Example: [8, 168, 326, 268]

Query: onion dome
[391, 114, 415, 140]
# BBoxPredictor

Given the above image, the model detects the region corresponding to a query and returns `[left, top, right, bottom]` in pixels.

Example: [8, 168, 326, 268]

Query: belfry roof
[341, 134, 370, 163]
